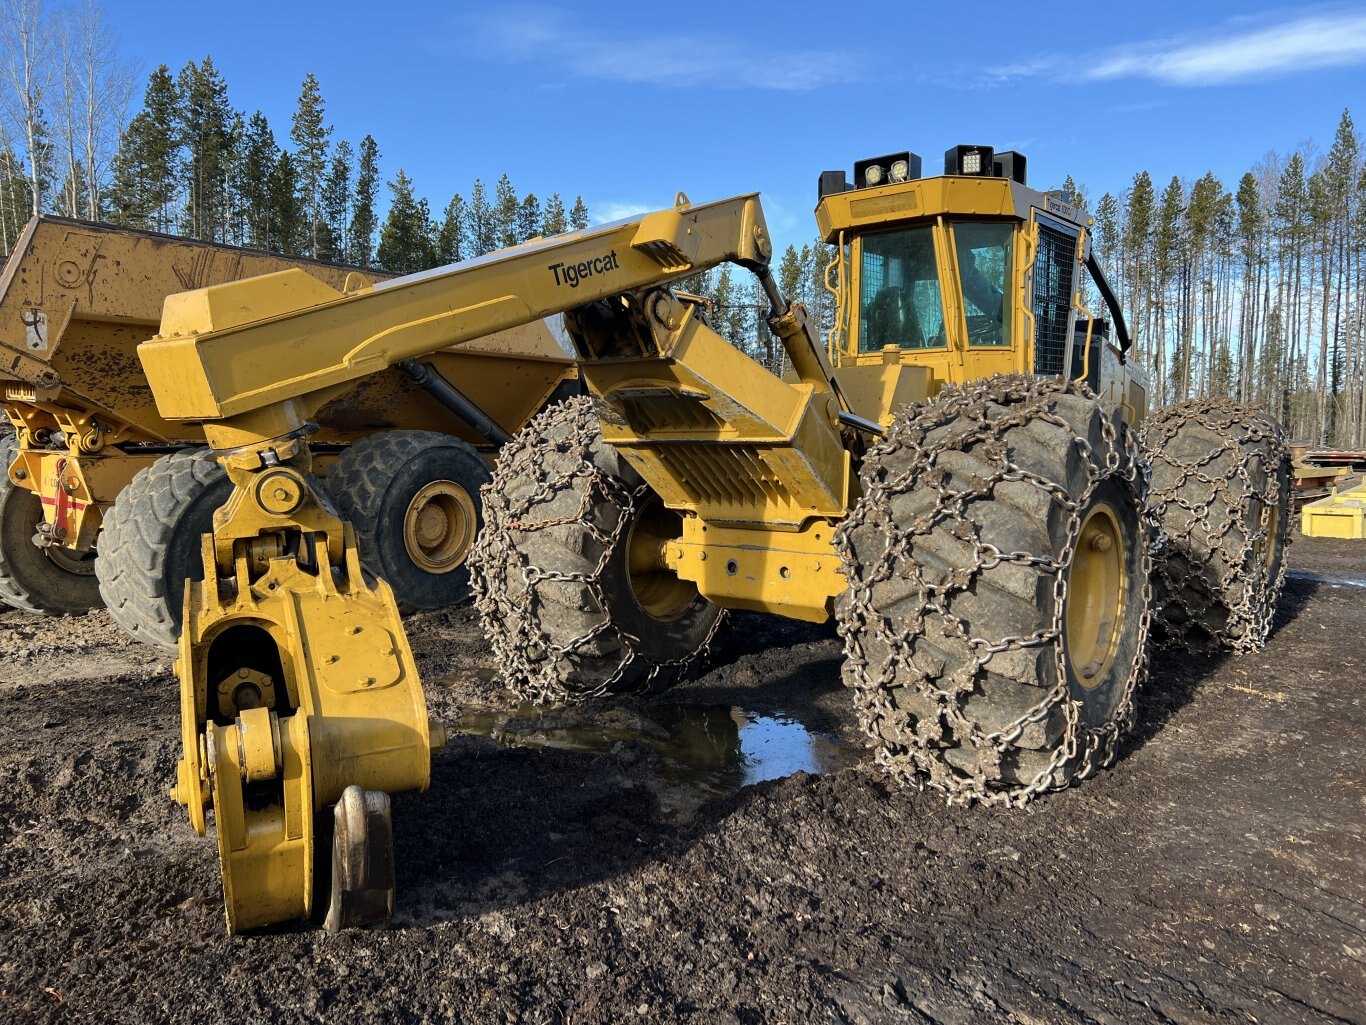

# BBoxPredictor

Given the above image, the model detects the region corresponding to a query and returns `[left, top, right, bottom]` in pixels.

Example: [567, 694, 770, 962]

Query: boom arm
[141, 193, 839, 443]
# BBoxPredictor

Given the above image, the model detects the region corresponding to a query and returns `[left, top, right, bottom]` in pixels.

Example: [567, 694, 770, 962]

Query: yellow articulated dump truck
[129, 145, 1290, 933]
[0, 217, 578, 648]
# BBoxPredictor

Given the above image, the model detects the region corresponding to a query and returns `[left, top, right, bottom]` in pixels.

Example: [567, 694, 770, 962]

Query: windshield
[953, 222, 1013, 346]
[857, 226, 946, 352]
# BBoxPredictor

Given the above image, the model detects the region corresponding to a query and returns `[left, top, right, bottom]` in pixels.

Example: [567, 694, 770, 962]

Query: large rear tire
[470, 396, 723, 703]
[835, 375, 1151, 805]
[326, 431, 491, 613]
[0, 436, 101, 616]
[1141, 399, 1291, 654]
[96, 449, 231, 651]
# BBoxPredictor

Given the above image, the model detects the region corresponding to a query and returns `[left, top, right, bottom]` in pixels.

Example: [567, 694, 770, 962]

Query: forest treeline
[0, 0, 590, 274]
[2, 1, 1363, 445]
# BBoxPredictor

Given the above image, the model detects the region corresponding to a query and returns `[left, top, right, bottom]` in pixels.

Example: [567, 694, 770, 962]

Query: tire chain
[468, 396, 724, 704]
[835, 374, 1153, 807]
[1140, 398, 1290, 655]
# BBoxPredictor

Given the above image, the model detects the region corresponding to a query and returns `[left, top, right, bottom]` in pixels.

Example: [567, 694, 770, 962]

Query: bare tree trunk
[1, 0, 53, 217]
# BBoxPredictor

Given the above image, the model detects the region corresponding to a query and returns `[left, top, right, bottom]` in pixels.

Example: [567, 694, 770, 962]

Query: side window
[858, 227, 946, 352]
[952, 222, 1013, 346]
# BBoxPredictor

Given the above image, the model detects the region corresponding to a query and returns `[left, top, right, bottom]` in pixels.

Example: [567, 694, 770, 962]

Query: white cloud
[591, 200, 655, 225]
[459, 6, 860, 92]
[991, 9, 1366, 86]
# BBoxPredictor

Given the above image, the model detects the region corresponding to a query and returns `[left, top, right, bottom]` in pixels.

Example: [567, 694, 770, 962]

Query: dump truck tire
[836, 375, 1151, 805]
[0, 437, 102, 616]
[96, 449, 231, 651]
[470, 396, 723, 702]
[327, 431, 492, 613]
[1142, 399, 1290, 654]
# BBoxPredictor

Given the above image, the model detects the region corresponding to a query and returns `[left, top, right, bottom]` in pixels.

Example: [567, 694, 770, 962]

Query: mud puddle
[447, 685, 865, 816]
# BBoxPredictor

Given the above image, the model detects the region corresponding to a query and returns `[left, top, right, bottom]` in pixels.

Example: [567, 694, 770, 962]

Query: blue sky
[104, 0, 1366, 254]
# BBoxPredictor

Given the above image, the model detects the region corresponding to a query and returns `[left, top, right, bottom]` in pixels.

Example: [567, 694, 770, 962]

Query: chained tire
[835, 375, 1152, 806]
[470, 396, 723, 703]
[96, 449, 231, 651]
[1141, 399, 1290, 654]
[327, 431, 491, 613]
[0, 436, 102, 615]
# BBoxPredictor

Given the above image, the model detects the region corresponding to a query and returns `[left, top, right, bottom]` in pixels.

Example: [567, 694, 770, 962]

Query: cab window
[952, 222, 1013, 346]
[857, 227, 946, 352]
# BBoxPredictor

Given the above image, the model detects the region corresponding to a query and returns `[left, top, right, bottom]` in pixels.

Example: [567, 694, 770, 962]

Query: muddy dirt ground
[1, 532, 1363, 1024]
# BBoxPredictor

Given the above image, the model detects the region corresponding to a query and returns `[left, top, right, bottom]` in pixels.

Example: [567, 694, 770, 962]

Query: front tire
[470, 397, 722, 703]
[96, 449, 231, 651]
[836, 375, 1151, 805]
[1141, 399, 1291, 653]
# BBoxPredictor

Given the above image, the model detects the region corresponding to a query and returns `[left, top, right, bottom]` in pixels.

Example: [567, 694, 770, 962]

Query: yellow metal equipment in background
[1300, 481, 1366, 538]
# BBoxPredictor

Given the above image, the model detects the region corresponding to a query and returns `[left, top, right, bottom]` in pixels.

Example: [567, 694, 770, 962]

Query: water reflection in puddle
[451, 700, 863, 798]
[1286, 570, 1366, 589]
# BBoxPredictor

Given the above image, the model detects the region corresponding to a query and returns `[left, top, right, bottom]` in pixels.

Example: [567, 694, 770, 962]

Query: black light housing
[817, 169, 849, 201]
[944, 145, 995, 177]
[993, 150, 1028, 184]
[853, 151, 921, 190]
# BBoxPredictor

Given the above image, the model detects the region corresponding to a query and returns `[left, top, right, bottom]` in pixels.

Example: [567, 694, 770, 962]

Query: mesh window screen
[858, 227, 945, 352]
[1032, 222, 1077, 375]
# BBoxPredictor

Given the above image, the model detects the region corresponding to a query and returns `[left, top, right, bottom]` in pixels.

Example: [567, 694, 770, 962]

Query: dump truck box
[0, 216, 576, 614]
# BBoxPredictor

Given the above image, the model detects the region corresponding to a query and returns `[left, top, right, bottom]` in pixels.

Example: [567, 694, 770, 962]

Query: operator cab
[813, 145, 1148, 426]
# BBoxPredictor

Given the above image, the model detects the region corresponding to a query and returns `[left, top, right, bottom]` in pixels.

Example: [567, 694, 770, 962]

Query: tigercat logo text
[549, 250, 620, 288]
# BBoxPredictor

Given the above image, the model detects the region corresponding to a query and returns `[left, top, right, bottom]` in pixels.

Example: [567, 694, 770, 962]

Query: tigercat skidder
[134, 144, 1291, 933]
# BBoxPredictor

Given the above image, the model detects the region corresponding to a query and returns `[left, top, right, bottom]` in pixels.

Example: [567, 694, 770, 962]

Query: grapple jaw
[169, 441, 441, 934]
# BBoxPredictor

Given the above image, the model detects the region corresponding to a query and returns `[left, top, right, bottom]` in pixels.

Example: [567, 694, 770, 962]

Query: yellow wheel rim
[1065, 502, 1126, 689]
[626, 498, 696, 621]
[402, 480, 476, 574]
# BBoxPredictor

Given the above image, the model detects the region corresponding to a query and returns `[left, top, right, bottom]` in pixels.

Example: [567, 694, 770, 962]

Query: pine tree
[1123, 171, 1156, 376]
[268, 150, 303, 254]
[1155, 176, 1187, 400]
[348, 134, 380, 266]
[516, 193, 541, 243]
[108, 65, 180, 231]
[465, 178, 495, 255]
[235, 111, 278, 248]
[493, 173, 518, 249]
[0, 144, 35, 256]
[320, 139, 353, 262]
[1234, 171, 1264, 401]
[290, 72, 332, 258]
[541, 192, 567, 235]
[1092, 192, 1121, 312]
[177, 57, 234, 242]
[569, 195, 589, 230]
[777, 244, 804, 300]
[377, 168, 434, 273]
[436, 192, 466, 264]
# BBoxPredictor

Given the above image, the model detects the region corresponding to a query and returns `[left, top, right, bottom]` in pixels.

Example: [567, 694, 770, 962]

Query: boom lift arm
[140, 193, 850, 932]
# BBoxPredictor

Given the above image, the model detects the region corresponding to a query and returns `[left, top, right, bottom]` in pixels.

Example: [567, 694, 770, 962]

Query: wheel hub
[1065, 502, 1127, 688]
[626, 498, 696, 622]
[402, 481, 475, 574]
